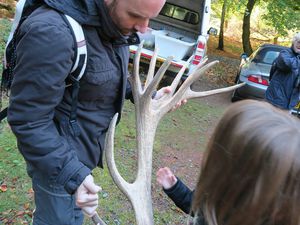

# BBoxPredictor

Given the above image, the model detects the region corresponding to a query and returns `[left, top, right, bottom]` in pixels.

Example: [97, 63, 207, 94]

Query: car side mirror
[207, 27, 217, 36]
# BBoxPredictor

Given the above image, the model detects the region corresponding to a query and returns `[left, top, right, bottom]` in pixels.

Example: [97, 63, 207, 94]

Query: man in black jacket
[7, 0, 165, 224]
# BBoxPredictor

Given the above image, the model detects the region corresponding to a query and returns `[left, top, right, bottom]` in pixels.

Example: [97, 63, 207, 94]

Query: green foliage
[263, 0, 300, 36]
[211, 0, 247, 20]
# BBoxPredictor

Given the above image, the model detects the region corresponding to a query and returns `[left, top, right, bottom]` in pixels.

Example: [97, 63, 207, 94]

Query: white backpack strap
[4, 0, 27, 69]
[65, 15, 87, 81]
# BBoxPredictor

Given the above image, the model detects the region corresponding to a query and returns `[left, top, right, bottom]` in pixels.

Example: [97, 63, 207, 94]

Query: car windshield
[251, 47, 283, 65]
[159, 3, 199, 24]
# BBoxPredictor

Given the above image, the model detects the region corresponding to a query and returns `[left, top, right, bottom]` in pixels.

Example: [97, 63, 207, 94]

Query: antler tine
[178, 59, 216, 93]
[169, 55, 194, 94]
[185, 57, 211, 84]
[169, 54, 195, 93]
[132, 41, 144, 95]
[144, 47, 159, 88]
[184, 82, 245, 99]
[162, 60, 217, 111]
[143, 56, 173, 100]
[169, 57, 210, 98]
[169, 62, 188, 95]
[105, 113, 131, 195]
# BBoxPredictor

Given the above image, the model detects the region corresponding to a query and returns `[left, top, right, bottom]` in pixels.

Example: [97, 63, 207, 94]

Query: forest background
[1, 0, 299, 55]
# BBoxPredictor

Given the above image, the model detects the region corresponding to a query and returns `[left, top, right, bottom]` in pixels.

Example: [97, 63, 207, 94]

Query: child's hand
[156, 167, 178, 190]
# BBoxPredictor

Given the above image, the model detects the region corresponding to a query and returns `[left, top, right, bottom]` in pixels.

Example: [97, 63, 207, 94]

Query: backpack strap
[0, 107, 8, 123]
[3, 0, 27, 69]
[1, 0, 27, 122]
[0, 12, 87, 132]
[64, 15, 87, 81]
[63, 15, 87, 136]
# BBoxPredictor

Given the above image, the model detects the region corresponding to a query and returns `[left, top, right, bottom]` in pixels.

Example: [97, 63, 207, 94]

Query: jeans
[27, 164, 84, 225]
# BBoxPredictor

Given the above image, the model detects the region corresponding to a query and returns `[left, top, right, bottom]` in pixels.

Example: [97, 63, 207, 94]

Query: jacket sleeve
[7, 20, 90, 194]
[163, 177, 194, 214]
[276, 49, 300, 73]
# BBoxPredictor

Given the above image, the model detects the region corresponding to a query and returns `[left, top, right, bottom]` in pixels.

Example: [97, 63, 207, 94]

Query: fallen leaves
[0, 180, 34, 224]
[0, 206, 33, 224]
[0, 182, 7, 192]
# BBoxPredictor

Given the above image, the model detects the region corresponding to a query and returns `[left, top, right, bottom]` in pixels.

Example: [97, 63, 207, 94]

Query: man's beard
[106, 0, 137, 35]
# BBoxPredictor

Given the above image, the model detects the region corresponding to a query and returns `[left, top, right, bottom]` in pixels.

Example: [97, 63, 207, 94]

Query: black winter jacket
[164, 178, 207, 225]
[7, 0, 139, 194]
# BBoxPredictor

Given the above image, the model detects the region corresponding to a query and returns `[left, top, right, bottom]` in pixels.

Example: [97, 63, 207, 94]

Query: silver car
[231, 44, 288, 102]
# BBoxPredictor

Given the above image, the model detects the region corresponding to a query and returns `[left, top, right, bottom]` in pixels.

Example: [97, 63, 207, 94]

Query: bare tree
[242, 0, 257, 55]
[217, 0, 228, 50]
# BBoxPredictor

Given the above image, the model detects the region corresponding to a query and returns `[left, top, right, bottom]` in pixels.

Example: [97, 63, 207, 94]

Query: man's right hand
[75, 174, 101, 217]
[156, 167, 178, 190]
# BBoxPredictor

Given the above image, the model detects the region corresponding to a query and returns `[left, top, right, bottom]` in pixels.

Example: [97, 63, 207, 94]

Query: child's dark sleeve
[163, 177, 194, 214]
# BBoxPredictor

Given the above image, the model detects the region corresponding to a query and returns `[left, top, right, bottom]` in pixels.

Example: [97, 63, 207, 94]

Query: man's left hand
[153, 86, 187, 111]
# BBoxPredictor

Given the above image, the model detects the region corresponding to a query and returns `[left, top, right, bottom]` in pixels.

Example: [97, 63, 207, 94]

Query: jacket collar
[43, 0, 140, 46]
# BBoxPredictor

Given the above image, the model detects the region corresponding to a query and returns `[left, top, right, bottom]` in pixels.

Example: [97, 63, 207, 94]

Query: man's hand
[156, 167, 178, 190]
[75, 174, 101, 217]
[153, 86, 187, 111]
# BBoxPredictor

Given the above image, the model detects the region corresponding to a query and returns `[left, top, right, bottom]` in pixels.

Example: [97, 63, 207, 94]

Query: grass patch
[0, 99, 225, 224]
[0, 19, 11, 76]
[0, 122, 34, 224]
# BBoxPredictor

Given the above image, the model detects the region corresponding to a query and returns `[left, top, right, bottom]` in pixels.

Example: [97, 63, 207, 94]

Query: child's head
[191, 100, 300, 225]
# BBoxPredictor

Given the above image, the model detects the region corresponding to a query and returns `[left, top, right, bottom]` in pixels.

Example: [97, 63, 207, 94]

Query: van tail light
[192, 36, 206, 65]
[248, 75, 269, 86]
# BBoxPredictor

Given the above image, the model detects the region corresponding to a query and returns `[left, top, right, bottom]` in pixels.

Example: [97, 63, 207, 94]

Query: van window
[160, 3, 199, 25]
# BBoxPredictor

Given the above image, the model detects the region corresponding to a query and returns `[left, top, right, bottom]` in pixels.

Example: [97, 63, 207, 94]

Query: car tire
[231, 73, 242, 102]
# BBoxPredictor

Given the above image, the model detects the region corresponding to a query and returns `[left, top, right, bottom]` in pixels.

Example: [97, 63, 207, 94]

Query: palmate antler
[105, 42, 244, 224]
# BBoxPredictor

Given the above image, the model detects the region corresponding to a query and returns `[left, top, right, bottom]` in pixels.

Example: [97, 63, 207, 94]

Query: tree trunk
[0, 2, 13, 11]
[217, 0, 227, 51]
[242, 0, 257, 55]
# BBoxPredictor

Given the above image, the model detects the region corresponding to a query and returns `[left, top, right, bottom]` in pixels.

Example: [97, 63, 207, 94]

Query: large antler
[105, 42, 244, 224]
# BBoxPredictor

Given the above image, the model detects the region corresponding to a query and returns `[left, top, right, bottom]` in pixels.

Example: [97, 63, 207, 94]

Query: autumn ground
[0, 35, 244, 224]
[150, 36, 242, 224]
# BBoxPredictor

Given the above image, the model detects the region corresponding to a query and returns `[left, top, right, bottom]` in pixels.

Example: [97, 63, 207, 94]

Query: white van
[129, 0, 215, 80]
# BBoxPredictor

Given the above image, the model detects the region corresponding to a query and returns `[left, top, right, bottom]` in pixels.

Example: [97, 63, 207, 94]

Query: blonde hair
[191, 100, 300, 225]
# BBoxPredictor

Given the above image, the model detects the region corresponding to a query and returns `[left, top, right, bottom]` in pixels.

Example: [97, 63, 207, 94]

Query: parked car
[231, 44, 289, 102]
[129, 0, 217, 81]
